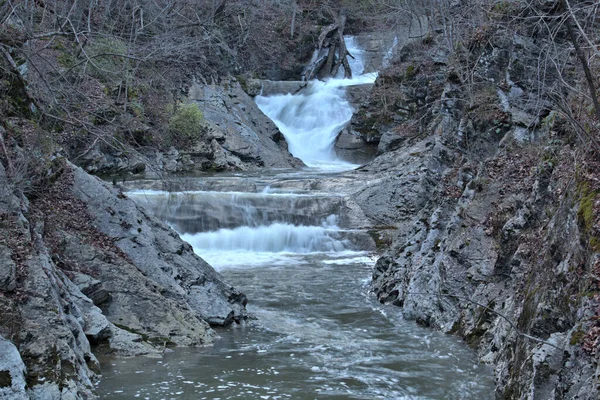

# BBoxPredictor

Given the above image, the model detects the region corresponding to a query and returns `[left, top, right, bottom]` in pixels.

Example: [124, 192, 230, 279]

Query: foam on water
[180, 215, 352, 269]
[98, 251, 495, 399]
[99, 35, 495, 399]
[127, 189, 324, 198]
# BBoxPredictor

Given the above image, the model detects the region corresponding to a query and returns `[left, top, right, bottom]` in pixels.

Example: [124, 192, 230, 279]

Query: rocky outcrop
[352, 28, 600, 399]
[70, 164, 247, 326]
[78, 78, 304, 177]
[0, 336, 27, 400]
[0, 159, 248, 398]
[333, 23, 430, 163]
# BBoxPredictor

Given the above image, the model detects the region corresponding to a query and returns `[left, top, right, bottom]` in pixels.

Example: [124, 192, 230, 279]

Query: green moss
[590, 236, 600, 252]
[87, 37, 129, 83]
[570, 328, 586, 345]
[542, 151, 557, 167]
[576, 181, 600, 251]
[578, 188, 596, 233]
[57, 52, 76, 68]
[127, 101, 144, 118]
[405, 64, 418, 80]
[492, 1, 511, 13]
[541, 111, 558, 131]
[127, 86, 139, 99]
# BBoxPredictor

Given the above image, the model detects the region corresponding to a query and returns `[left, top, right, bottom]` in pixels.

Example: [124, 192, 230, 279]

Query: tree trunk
[290, 2, 296, 39]
[561, 0, 600, 124]
[307, 12, 353, 80]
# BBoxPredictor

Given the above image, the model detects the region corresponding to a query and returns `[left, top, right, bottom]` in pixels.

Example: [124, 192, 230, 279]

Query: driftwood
[305, 12, 354, 80]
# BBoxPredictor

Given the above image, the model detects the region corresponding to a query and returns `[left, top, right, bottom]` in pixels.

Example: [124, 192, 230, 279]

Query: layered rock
[186, 79, 303, 171]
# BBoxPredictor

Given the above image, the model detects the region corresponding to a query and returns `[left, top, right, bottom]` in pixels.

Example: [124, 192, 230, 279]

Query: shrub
[87, 37, 128, 84]
[168, 102, 204, 141]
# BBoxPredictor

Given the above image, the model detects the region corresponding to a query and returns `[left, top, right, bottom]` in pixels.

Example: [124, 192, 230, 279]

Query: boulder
[70, 165, 248, 328]
[188, 80, 304, 170]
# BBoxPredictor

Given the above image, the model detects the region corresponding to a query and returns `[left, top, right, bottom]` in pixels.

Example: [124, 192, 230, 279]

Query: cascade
[256, 37, 377, 170]
[97, 36, 494, 399]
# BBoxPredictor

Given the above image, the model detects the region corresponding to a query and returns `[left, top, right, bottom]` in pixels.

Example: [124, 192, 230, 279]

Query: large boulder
[69, 164, 248, 330]
[187, 79, 304, 171]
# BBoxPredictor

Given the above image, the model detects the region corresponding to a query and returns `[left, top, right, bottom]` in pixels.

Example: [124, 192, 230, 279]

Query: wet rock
[334, 129, 378, 164]
[353, 27, 600, 398]
[0, 153, 252, 397]
[187, 283, 236, 326]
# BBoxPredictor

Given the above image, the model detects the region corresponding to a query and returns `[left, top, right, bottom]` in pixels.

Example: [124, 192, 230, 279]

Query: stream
[96, 38, 494, 399]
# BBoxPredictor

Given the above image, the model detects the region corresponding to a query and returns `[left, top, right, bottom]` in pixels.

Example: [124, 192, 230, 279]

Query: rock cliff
[80, 79, 304, 177]
[351, 23, 600, 399]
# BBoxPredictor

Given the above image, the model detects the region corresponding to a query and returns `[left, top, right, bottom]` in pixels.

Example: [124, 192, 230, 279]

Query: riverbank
[346, 17, 600, 399]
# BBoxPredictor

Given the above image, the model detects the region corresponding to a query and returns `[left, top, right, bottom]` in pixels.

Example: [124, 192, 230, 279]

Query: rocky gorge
[2, 1, 600, 399]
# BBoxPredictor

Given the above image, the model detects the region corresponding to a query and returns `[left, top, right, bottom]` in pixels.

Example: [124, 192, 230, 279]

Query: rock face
[0, 160, 247, 399]
[351, 27, 600, 399]
[0, 337, 27, 400]
[186, 80, 303, 171]
[333, 23, 430, 163]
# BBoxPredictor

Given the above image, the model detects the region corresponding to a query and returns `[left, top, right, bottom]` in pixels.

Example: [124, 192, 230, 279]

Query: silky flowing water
[96, 38, 494, 399]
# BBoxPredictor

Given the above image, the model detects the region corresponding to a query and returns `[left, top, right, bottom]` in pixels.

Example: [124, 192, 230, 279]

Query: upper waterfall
[255, 37, 377, 171]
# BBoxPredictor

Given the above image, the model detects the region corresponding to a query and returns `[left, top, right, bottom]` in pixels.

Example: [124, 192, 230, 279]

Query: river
[95, 37, 494, 399]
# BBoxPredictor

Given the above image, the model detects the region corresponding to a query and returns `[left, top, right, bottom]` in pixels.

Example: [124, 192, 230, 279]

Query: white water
[181, 217, 344, 253]
[98, 35, 493, 400]
[180, 214, 355, 270]
[100, 174, 495, 398]
[256, 37, 377, 171]
[98, 37, 495, 399]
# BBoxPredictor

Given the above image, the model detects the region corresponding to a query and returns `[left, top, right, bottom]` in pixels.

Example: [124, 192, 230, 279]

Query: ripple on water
[97, 253, 494, 399]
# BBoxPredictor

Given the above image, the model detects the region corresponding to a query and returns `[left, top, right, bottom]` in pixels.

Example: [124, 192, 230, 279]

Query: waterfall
[127, 189, 344, 234]
[127, 187, 362, 269]
[256, 37, 377, 171]
[180, 216, 347, 254]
